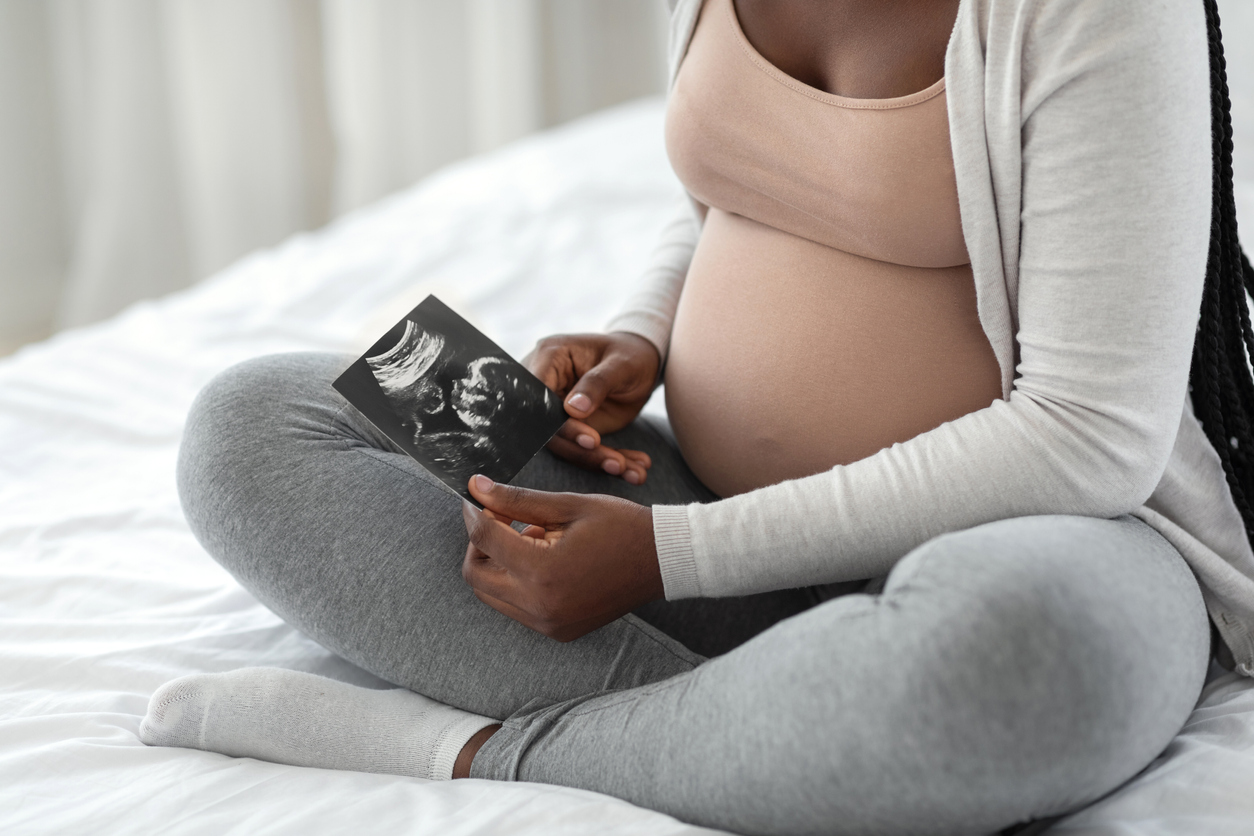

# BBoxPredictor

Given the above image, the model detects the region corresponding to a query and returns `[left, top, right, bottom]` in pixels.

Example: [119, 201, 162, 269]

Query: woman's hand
[461, 475, 664, 642]
[524, 331, 660, 485]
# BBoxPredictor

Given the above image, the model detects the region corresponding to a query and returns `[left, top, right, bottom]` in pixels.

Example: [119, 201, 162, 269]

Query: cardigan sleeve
[650, 0, 1216, 599]
[604, 198, 700, 362]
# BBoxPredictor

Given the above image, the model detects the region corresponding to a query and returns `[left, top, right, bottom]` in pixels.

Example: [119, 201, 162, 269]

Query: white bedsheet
[2, 98, 1253, 836]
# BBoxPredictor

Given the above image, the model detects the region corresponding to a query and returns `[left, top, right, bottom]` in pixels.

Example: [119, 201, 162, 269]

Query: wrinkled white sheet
[2, 98, 1253, 836]
[0, 100, 717, 836]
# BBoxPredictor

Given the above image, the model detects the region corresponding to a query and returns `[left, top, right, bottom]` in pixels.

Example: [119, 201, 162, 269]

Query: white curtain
[0, 0, 667, 353]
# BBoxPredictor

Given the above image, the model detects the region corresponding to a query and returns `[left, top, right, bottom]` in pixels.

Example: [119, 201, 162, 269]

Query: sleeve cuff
[604, 313, 672, 363]
[652, 504, 701, 600]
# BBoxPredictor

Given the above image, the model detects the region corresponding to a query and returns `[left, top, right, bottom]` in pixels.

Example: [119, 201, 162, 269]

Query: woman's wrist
[607, 330, 663, 384]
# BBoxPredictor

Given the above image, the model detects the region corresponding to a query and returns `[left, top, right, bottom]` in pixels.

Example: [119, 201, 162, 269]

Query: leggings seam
[354, 446, 436, 484]
[617, 614, 707, 669]
[329, 402, 405, 456]
[326, 402, 366, 445]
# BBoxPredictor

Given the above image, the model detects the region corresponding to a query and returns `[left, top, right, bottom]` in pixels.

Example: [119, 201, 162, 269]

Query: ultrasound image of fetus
[453, 356, 555, 429]
[366, 320, 557, 487]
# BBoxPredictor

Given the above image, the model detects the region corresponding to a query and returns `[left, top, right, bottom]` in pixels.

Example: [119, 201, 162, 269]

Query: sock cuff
[426, 710, 498, 781]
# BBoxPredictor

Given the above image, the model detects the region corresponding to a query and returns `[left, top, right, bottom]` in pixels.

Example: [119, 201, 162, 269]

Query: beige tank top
[663, 0, 1002, 498]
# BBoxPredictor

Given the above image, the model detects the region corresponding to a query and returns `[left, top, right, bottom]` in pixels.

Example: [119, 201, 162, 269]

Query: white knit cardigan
[606, 0, 1254, 674]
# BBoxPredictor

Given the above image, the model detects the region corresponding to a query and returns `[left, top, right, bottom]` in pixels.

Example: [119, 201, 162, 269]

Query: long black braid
[1191, 0, 1254, 545]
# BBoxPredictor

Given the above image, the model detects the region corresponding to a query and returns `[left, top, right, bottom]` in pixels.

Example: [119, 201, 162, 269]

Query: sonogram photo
[333, 296, 568, 503]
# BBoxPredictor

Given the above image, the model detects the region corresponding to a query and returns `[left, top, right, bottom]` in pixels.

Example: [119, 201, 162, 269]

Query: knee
[183, 352, 347, 440]
[881, 515, 1208, 803]
[889, 515, 1207, 664]
[696, 517, 1208, 830]
[177, 352, 350, 554]
[887, 515, 1207, 681]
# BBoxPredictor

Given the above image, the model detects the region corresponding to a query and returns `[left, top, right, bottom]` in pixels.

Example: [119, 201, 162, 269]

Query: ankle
[453, 723, 501, 779]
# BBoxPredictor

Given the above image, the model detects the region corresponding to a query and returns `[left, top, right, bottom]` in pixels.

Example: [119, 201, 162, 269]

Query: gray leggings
[177, 352, 1211, 836]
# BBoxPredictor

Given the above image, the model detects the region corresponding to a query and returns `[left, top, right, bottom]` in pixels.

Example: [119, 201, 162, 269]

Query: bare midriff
[663, 0, 1002, 498]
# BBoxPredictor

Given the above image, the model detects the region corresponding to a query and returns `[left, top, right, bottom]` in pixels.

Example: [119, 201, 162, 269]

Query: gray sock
[139, 667, 497, 780]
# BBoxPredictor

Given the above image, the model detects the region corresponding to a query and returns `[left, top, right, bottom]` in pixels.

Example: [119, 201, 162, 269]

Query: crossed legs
[159, 352, 1211, 835]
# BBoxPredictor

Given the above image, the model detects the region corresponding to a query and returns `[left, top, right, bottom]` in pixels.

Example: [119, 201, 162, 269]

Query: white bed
[3, 89, 1254, 835]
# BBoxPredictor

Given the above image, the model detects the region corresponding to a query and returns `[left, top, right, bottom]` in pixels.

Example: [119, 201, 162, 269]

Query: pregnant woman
[142, 0, 1254, 833]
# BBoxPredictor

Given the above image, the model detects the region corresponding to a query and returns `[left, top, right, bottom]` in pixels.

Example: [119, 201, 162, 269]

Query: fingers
[463, 495, 510, 532]
[462, 524, 597, 640]
[469, 586, 533, 626]
[526, 334, 657, 408]
[547, 419, 651, 482]
[525, 335, 608, 396]
[621, 449, 652, 469]
[558, 419, 651, 470]
[469, 587, 608, 642]
[555, 418, 601, 451]
[462, 501, 547, 584]
[523, 338, 578, 393]
[563, 355, 632, 420]
[545, 436, 650, 484]
[460, 514, 547, 623]
[467, 476, 580, 527]
[527, 334, 657, 432]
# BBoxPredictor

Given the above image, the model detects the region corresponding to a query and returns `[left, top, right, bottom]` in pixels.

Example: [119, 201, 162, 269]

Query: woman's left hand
[461, 475, 664, 642]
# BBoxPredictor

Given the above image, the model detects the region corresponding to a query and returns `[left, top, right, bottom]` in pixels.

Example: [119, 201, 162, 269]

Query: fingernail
[602, 459, 622, 475]
[568, 393, 592, 412]
[474, 474, 494, 492]
[576, 433, 596, 449]
[624, 469, 641, 485]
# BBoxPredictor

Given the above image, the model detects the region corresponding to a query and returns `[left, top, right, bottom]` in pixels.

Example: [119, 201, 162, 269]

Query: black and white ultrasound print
[332, 295, 568, 504]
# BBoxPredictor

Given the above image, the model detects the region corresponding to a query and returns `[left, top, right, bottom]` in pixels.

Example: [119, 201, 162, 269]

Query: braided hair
[1192, 0, 1254, 544]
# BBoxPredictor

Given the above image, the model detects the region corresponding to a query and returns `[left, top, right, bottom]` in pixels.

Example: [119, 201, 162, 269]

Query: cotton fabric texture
[140, 667, 497, 781]
[176, 351, 1209, 835]
[606, 0, 1254, 674]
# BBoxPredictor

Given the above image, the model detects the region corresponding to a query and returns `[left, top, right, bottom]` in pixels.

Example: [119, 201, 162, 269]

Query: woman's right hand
[524, 331, 660, 485]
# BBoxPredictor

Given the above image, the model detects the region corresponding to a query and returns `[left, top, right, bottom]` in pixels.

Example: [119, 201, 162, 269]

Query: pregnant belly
[664, 208, 1002, 498]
